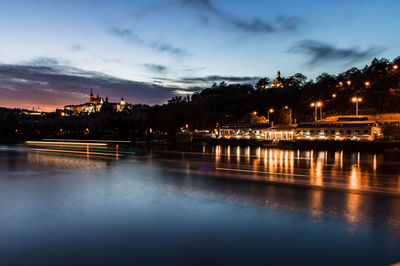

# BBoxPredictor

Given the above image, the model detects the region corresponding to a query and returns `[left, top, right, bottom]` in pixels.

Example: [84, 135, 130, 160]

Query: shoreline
[200, 138, 400, 153]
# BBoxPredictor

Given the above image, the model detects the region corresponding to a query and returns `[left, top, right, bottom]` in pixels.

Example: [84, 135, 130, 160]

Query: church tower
[270, 71, 284, 88]
[89, 89, 94, 103]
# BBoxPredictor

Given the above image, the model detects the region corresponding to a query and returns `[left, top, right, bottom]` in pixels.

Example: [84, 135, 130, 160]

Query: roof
[266, 125, 294, 131]
[297, 120, 377, 128]
[221, 123, 271, 129]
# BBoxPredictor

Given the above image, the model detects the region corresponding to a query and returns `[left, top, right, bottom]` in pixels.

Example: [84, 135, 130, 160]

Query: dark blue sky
[0, 0, 399, 110]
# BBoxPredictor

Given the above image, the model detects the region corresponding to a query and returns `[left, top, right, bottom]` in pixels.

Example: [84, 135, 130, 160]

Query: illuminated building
[219, 123, 272, 139]
[295, 117, 382, 140]
[267, 71, 284, 89]
[63, 89, 132, 115]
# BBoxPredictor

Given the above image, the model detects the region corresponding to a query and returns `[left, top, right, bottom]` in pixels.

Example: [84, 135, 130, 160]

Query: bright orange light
[358, 98, 362, 102]
[364, 81, 370, 87]
[316, 102, 322, 107]
[332, 94, 336, 98]
[352, 97, 357, 102]
[25, 141, 107, 146]
[347, 80, 351, 86]
[284, 106, 288, 109]
[339, 82, 343, 86]
[394, 65, 398, 70]
[269, 108, 274, 113]
[253, 111, 257, 115]
[310, 103, 315, 107]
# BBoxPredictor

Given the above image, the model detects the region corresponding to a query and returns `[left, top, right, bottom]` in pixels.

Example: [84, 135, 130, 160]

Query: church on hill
[267, 71, 284, 89]
[63, 89, 131, 115]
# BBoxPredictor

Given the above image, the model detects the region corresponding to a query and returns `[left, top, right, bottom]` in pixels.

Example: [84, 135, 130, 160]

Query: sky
[0, 0, 399, 110]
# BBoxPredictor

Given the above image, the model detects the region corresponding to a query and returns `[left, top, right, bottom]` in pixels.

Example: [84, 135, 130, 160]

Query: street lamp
[311, 102, 322, 121]
[394, 65, 398, 70]
[316, 102, 322, 120]
[332, 93, 336, 98]
[285, 106, 292, 124]
[347, 80, 351, 86]
[253, 111, 257, 116]
[364, 81, 370, 87]
[268, 108, 274, 123]
[352, 97, 362, 116]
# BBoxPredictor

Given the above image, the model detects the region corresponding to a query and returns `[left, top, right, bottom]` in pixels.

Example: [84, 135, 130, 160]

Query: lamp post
[317, 102, 322, 120]
[268, 108, 274, 123]
[311, 103, 317, 122]
[352, 97, 362, 116]
[284, 106, 292, 124]
[310, 102, 322, 122]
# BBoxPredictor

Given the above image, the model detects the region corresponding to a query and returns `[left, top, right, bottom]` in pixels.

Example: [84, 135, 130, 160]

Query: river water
[0, 144, 400, 265]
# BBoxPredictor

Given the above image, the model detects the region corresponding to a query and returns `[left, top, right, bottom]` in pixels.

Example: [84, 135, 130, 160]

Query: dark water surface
[0, 144, 400, 265]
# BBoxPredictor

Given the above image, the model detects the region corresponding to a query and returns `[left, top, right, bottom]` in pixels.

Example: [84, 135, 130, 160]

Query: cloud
[70, 45, 83, 52]
[0, 58, 181, 110]
[143, 63, 168, 74]
[179, 75, 260, 84]
[109, 26, 189, 56]
[28, 57, 62, 66]
[290, 40, 384, 66]
[152, 75, 260, 89]
[139, 0, 302, 34]
[109, 27, 145, 43]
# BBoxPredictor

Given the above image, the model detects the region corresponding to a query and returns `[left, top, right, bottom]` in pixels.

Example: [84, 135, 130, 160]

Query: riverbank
[203, 138, 400, 152]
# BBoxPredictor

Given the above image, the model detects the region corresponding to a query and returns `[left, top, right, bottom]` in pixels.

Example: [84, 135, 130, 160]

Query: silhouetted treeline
[1, 56, 400, 140]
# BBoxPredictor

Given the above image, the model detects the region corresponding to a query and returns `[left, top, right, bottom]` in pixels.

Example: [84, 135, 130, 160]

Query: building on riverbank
[219, 117, 382, 141]
[219, 123, 272, 139]
[219, 123, 294, 140]
[294, 117, 382, 140]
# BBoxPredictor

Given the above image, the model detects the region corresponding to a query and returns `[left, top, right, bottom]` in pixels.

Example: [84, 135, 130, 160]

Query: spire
[277, 71, 281, 78]
[90, 89, 93, 97]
